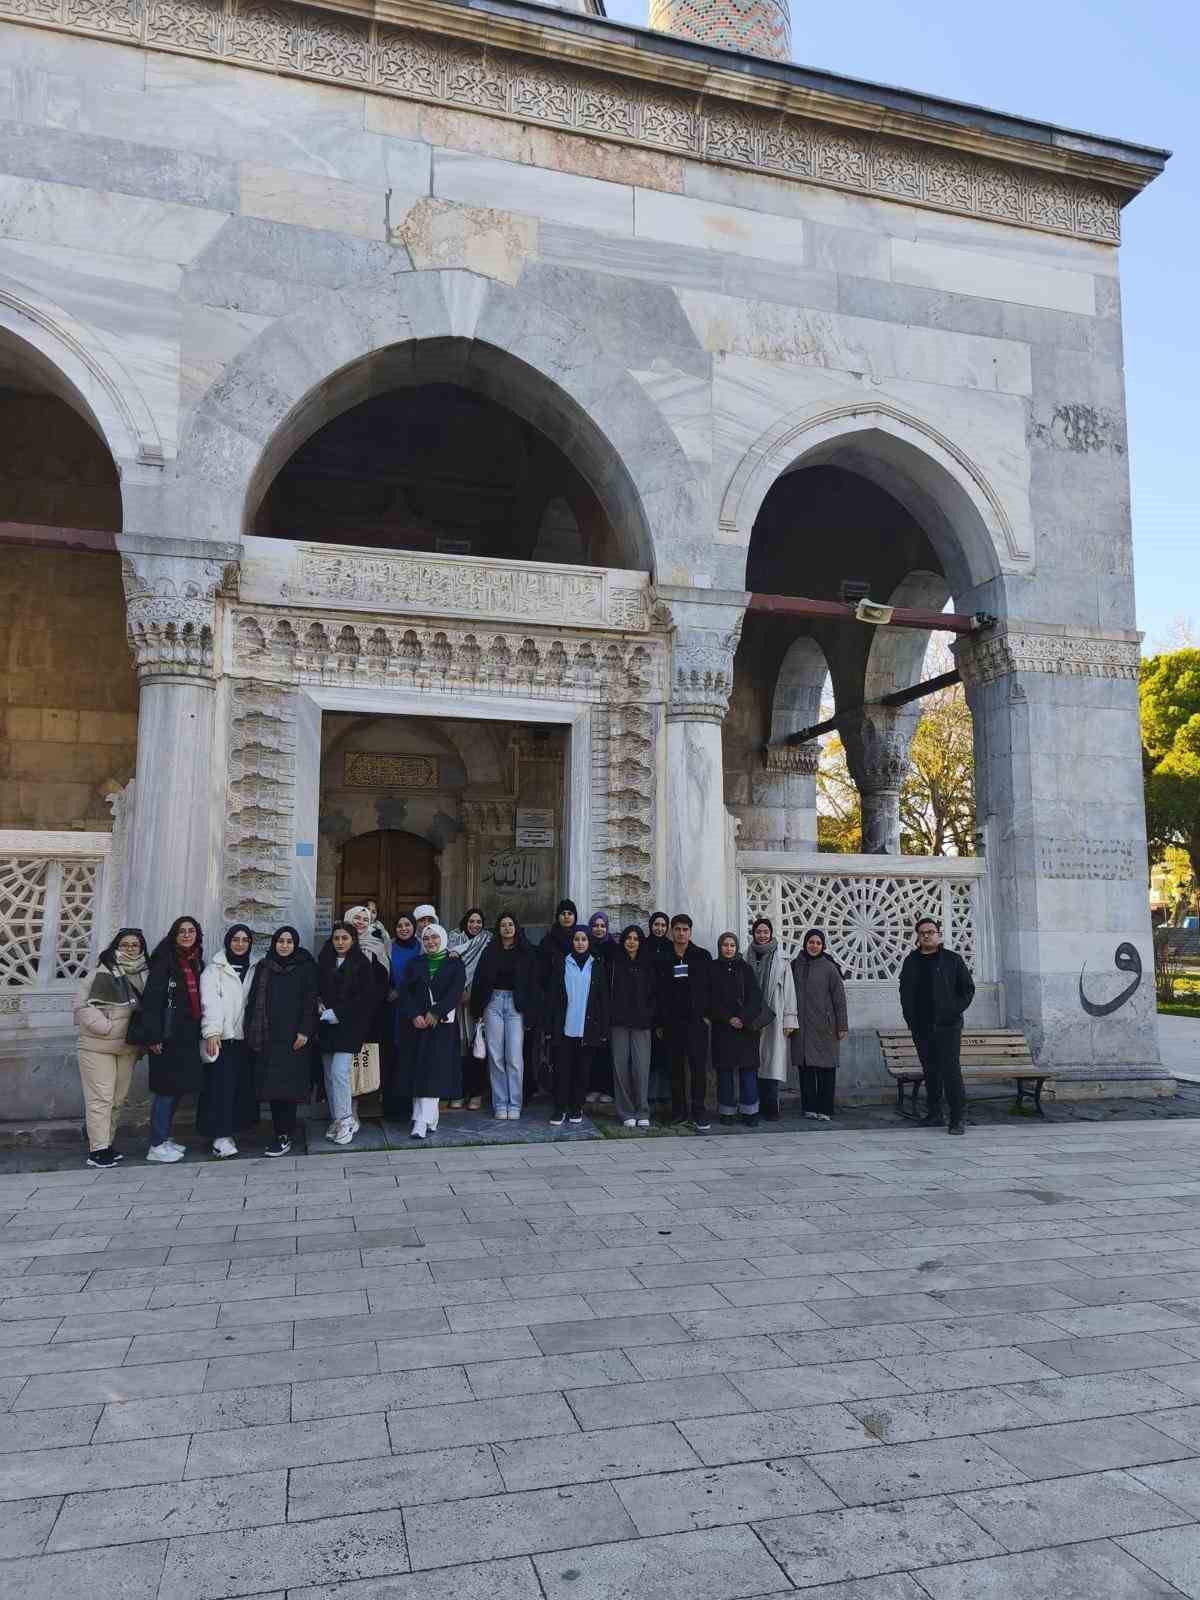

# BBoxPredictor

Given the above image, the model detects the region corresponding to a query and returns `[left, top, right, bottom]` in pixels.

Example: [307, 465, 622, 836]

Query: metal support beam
[783, 668, 962, 746]
[748, 591, 992, 635]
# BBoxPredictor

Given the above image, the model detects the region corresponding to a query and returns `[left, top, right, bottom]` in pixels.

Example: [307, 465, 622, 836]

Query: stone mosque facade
[0, 0, 1172, 1118]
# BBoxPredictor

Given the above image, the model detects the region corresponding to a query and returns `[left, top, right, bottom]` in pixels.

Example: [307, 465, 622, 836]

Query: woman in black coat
[608, 925, 656, 1128]
[399, 923, 467, 1140]
[547, 927, 611, 1126]
[245, 926, 319, 1156]
[470, 911, 541, 1121]
[644, 911, 672, 1110]
[316, 922, 375, 1147]
[140, 915, 206, 1163]
[710, 932, 765, 1127]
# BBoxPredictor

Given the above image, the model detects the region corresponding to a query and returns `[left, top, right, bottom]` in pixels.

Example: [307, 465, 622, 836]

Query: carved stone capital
[660, 596, 746, 723]
[119, 539, 240, 684]
[840, 709, 913, 793]
[763, 743, 819, 777]
[955, 624, 1141, 690]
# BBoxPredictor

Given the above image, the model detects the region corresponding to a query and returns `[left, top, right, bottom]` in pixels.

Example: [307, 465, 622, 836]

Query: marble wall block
[433, 149, 634, 234]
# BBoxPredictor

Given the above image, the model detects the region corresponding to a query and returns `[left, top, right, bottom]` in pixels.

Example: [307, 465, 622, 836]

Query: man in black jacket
[655, 914, 713, 1130]
[899, 917, 976, 1135]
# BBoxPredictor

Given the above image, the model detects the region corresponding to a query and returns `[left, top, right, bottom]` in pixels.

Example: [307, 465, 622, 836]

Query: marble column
[119, 536, 237, 946]
[840, 707, 916, 855]
[957, 622, 1166, 1083]
[662, 595, 745, 951]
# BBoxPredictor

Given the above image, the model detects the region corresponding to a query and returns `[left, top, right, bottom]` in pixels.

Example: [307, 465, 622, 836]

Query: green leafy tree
[1141, 649, 1200, 894]
[899, 679, 976, 856]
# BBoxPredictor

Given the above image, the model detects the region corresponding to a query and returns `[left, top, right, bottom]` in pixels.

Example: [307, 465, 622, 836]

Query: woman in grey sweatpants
[608, 925, 656, 1128]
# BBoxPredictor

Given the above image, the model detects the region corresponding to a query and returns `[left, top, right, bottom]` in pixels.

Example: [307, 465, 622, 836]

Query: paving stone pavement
[8, 1121, 1200, 1595]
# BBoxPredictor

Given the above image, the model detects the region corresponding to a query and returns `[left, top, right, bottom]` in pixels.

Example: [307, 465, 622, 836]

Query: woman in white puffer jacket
[198, 924, 260, 1159]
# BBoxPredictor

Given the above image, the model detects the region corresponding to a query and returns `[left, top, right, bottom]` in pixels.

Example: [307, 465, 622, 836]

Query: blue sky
[600, 0, 1196, 649]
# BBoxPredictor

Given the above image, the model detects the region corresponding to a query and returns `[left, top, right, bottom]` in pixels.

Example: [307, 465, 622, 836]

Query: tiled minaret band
[648, 0, 790, 60]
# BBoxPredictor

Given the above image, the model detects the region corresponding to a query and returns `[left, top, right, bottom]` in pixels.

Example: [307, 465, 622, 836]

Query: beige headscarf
[345, 905, 389, 971]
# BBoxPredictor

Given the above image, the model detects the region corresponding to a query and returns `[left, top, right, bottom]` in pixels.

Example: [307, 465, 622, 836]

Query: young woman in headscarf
[399, 923, 466, 1139]
[643, 912, 673, 1112]
[317, 921, 376, 1146]
[343, 904, 391, 1110]
[245, 926, 319, 1156]
[385, 911, 422, 1120]
[790, 927, 849, 1122]
[547, 925, 610, 1126]
[74, 927, 149, 1167]
[198, 925, 259, 1160]
[608, 924, 655, 1128]
[448, 907, 491, 1110]
[140, 916, 206, 1163]
[535, 899, 578, 1102]
[710, 932, 765, 1127]
[470, 910, 541, 1121]
[746, 916, 798, 1122]
[585, 911, 618, 1104]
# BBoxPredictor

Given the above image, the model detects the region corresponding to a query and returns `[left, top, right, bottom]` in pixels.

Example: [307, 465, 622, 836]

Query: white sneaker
[815, 1113, 832, 1122]
[585, 1092, 601, 1104]
[165, 1138, 186, 1152]
[410, 1122, 426, 1140]
[623, 1118, 637, 1128]
[494, 1109, 509, 1121]
[146, 1142, 184, 1163]
[636, 1118, 650, 1129]
[212, 1138, 238, 1159]
[332, 1119, 354, 1146]
[803, 1112, 819, 1121]
[348, 1117, 360, 1137]
[324, 1121, 339, 1141]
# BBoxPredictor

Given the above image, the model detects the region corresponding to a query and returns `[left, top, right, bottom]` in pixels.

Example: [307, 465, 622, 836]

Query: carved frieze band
[277, 545, 649, 633]
[4, 0, 1121, 243]
[230, 608, 666, 703]
[956, 629, 1141, 688]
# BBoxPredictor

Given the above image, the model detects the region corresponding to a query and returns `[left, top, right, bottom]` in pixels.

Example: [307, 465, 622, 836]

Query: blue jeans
[322, 1051, 354, 1122]
[149, 1093, 180, 1146]
[484, 991, 524, 1113]
[717, 1067, 760, 1116]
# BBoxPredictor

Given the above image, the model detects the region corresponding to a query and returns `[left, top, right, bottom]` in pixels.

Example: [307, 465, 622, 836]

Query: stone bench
[877, 1028, 1051, 1117]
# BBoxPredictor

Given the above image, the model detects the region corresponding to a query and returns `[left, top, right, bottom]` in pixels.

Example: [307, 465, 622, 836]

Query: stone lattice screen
[0, 853, 103, 989]
[743, 865, 981, 981]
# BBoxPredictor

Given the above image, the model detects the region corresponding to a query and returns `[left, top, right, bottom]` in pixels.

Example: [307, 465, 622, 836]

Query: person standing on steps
[198, 925, 260, 1159]
[449, 908, 491, 1110]
[644, 911, 673, 1112]
[385, 912, 421, 1121]
[400, 923, 466, 1140]
[536, 899, 578, 1102]
[745, 917, 797, 1123]
[245, 926, 319, 1157]
[655, 914, 713, 1131]
[899, 916, 975, 1136]
[608, 924, 655, 1129]
[709, 932, 764, 1127]
[317, 921, 376, 1146]
[547, 925, 610, 1127]
[141, 916, 207, 1163]
[585, 911, 618, 1105]
[74, 927, 149, 1168]
[343, 904, 390, 1114]
[790, 928, 848, 1124]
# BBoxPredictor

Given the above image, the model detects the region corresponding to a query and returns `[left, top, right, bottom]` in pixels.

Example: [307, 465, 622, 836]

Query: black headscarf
[801, 926, 842, 976]
[569, 930, 592, 969]
[246, 927, 307, 1055]
[645, 911, 671, 964]
[223, 924, 254, 980]
[267, 926, 304, 970]
[542, 899, 580, 964]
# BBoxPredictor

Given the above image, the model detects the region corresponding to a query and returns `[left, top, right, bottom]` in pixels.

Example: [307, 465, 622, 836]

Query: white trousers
[413, 1096, 440, 1132]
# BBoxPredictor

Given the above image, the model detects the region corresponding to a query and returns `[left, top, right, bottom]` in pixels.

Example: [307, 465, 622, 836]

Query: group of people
[73, 894, 975, 1166]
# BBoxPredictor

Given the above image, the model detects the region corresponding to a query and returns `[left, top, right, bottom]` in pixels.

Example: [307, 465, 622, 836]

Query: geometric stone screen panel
[0, 858, 48, 987]
[743, 867, 981, 981]
[0, 850, 106, 990]
[55, 859, 101, 981]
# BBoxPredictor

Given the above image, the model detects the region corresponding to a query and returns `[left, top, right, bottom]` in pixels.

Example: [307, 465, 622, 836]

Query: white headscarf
[421, 923, 449, 956]
[345, 905, 389, 970]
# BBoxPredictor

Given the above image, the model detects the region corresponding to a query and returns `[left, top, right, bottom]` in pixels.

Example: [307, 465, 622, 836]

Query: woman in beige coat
[745, 917, 798, 1121]
[73, 927, 148, 1168]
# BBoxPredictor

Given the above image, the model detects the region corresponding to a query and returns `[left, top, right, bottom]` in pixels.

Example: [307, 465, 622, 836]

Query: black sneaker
[947, 1120, 965, 1136]
[264, 1135, 292, 1157]
[920, 1111, 945, 1126]
[86, 1148, 119, 1169]
[691, 1118, 711, 1132]
[740, 1113, 760, 1128]
[761, 1104, 780, 1121]
[549, 1112, 566, 1126]
[719, 1114, 736, 1126]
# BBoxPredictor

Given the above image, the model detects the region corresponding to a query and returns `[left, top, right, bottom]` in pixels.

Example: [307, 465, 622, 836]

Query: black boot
[920, 1108, 945, 1126]
[947, 1119, 965, 1136]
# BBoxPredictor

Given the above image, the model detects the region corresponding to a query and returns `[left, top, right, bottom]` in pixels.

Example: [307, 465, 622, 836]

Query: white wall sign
[515, 809, 555, 849]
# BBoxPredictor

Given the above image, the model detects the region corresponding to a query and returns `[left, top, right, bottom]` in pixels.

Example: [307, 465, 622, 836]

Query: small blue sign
[295, 842, 314, 857]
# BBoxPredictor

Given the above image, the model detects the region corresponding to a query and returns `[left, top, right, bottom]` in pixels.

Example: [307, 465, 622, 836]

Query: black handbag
[127, 974, 175, 1048]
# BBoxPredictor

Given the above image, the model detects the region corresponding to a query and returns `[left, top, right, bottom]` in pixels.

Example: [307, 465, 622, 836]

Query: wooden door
[337, 831, 439, 932]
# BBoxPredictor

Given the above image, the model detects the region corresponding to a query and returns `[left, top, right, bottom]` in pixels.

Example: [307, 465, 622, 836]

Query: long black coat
[317, 948, 376, 1056]
[545, 955, 611, 1046]
[139, 954, 205, 1097]
[608, 951, 657, 1030]
[399, 955, 467, 1098]
[470, 938, 541, 1024]
[709, 956, 763, 1071]
[247, 955, 320, 1103]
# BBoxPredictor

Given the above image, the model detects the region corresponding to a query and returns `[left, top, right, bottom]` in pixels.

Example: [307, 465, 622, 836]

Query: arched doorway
[336, 830, 440, 931]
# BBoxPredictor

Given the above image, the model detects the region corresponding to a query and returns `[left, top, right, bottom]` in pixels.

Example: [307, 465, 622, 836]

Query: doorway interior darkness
[337, 830, 439, 932]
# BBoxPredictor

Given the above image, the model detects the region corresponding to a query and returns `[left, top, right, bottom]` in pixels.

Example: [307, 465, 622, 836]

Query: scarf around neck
[749, 937, 778, 999]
